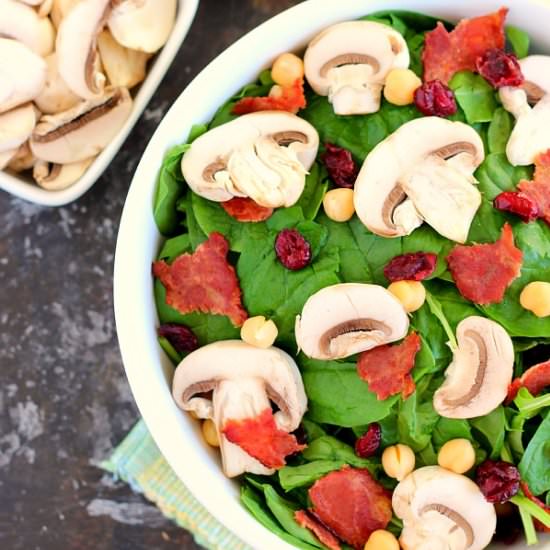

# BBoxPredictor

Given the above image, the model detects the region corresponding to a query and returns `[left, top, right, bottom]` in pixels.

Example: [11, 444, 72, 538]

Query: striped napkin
[101, 420, 251, 550]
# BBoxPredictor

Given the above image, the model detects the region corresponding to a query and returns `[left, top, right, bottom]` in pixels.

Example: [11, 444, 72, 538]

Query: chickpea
[364, 530, 400, 550]
[202, 419, 219, 447]
[382, 444, 415, 481]
[323, 188, 355, 222]
[271, 52, 304, 87]
[437, 438, 476, 474]
[240, 315, 278, 348]
[520, 281, 550, 317]
[388, 280, 426, 313]
[269, 84, 284, 98]
[384, 68, 422, 106]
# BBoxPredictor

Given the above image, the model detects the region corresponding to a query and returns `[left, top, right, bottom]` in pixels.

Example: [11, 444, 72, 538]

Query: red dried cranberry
[274, 229, 312, 271]
[384, 252, 438, 282]
[414, 80, 457, 117]
[320, 143, 358, 189]
[475, 460, 520, 504]
[355, 423, 381, 458]
[157, 323, 199, 354]
[494, 191, 539, 222]
[476, 49, 524, 89]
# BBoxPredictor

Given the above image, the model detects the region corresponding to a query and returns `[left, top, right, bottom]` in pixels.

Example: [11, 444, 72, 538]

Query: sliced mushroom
[354, 117, 484, 243]
[97, 30, 150, 89]
[0, 39, 47, 114]
[7, 142, 36, 173]
[50, 0, 80, 28]
[393, 466, 496, 550]
[108, 0, 177, 54]
[295, 283, 409, 360]
[34, 54, 81, 115]
[181, 111, 319, 207]
[33, 157, 94, 190]
[0, 104, 37, 153]
[30, 87, 132, 164]
[172, 340, 307, 478]
[0, 148, 17, 170]
[433, 316, 514, 419]
[500, 55, 550, 166]
[56, 0, 110, 99]
[304, 21, 409, 115]
[0, 0, 55, 57]
[37, 0, 54, 18]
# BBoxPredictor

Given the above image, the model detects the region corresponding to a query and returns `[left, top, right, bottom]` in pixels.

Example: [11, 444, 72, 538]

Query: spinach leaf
[506, 26, 530, 58]
[470, 406, 506, 459]
[301, 419, 327, 442]
[449, 72, 498, 124]
[279, 460, 345, 492]
[296, 163, 329, 221]
[378, 409, 399, 447]
[157, 336, 182, 365]
[519, 412, 550, 495]
[475, 153, 532, 201]
[432, 418, 473, 449]
[157, 234, 191, 262]
[487, 108, 513, 154]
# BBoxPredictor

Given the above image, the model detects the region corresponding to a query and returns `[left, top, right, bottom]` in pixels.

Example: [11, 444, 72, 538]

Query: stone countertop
[0, 1, 300, 548]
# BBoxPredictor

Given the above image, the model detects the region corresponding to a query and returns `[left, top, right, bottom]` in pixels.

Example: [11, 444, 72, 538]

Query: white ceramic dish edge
[114, 1, 550, 548]
[0, 0, 199, 207]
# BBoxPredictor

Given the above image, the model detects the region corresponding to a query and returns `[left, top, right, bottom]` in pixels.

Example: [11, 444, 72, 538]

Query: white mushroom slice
[304, 21, 409, 115]
[295, 283, 409, 360]
[0, 0, 55, 57]
[7, 142, 36, 173]
[181, 111, 319, 206]
[0, 39, 47, 114]
[34, 54, 81, 115]
[33, 157, 94, 190]
[172, 340, 307, 478]
[108, 0, 177, 54]
[0, 148, 17, 170]
[97, 30, 150, 89]
[18, 0, 54, 17]
[0, 104, 37, 153]
[354, 117, 484, 243]
[433, 316, 514, 419]
[30, 87, 132, 164]
[393, 466, 496, 550]
[50, 0, 80, 28]
[56, 0, 111, 99]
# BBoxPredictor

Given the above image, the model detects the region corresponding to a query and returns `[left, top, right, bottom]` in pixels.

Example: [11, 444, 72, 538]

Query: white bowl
[0, 0, 199, 207]
[114, 1, 550, 548]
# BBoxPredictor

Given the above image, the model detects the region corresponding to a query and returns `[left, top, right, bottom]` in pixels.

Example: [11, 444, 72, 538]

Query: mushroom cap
[393, 466, 496, 550]
[7, 141, 36, 173]
[354, 117, 484, 242]
[304, 20, 409, 97]
[433, 316, 514, 419]
[108, 0, 177, 54]
[0, 148, 18, 170]
[50, 0, 80, 29]
[56, 0, 111, 99]
[295, 283, 409, 360]
[0, 0, 55, 57]
[0, 104, 37, 154]
[33, 157, 94, 190]
[180, 111, 319, 204]
[0, 39, 47, 114]
[30, 87, 133, 164]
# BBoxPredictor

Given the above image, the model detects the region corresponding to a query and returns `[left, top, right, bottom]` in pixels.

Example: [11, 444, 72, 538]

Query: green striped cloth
[101, 420, 252, 550]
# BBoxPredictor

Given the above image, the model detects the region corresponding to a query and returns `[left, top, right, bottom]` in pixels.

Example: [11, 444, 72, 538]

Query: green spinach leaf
[519, 412, 550, 495]
[279, 460, 345, 492]
[506, 26, 530, 58]
[470, 406, 506, 459]
[487, 108, 513, 154]
[449, 71, 498, 124]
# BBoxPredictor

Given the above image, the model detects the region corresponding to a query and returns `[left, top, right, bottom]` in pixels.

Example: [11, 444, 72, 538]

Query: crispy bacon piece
[446, 223, 523, 305]
[507, 359, 550, 402]
[222, 408, 305, 469]
[518, 150, 550, 226]
[520, 481, 550, 533]
[357, 333, 421, 400]
[422, 8, 507, 84]
[232, 78, 306, 115]
[307, 466, 392, 549]
[294, 510, 341, 550]
[152, 232, 248, 327]
[220, 197, 273, 222]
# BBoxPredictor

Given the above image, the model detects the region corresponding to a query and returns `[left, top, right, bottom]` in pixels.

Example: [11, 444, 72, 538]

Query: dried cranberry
[157, 323, 199, 354]
[414, 80, 457, 117]
[476, 49, 524, 89]
[384, 252, 438, 282]
[320, 143, 358, 189]
[475, 460, 520, 503]
[355, 423, 381, 458]
[274, 229, 312, 271]
[494, 191, 539, 222]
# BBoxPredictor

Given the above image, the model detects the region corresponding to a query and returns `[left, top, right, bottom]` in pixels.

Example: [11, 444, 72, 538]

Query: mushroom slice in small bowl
[180, 111, 319, 207]
[172, 340, 307, 478]
[7, 142, 37, 173]
[30, 87, 133, 164]
[354, 117, 484, 243]
[433, 316, 514, 419]
[33, 157, 94, 190]
[0, 148, 18, 171]
[304, 21, 409, 115]
[295, 283, 409, 360]
[0, 104, 37, 154]
[393, 466, 496, 550]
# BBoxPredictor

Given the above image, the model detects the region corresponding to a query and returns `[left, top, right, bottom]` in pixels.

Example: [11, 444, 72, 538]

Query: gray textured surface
[0, 1, 300, 548]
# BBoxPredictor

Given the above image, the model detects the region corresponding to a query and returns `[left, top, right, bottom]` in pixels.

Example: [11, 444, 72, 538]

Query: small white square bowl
[0, 0, 199, 207]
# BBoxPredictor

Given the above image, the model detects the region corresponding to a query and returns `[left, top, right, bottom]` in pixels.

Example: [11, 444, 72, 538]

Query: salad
[151, 7, 550, 550]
